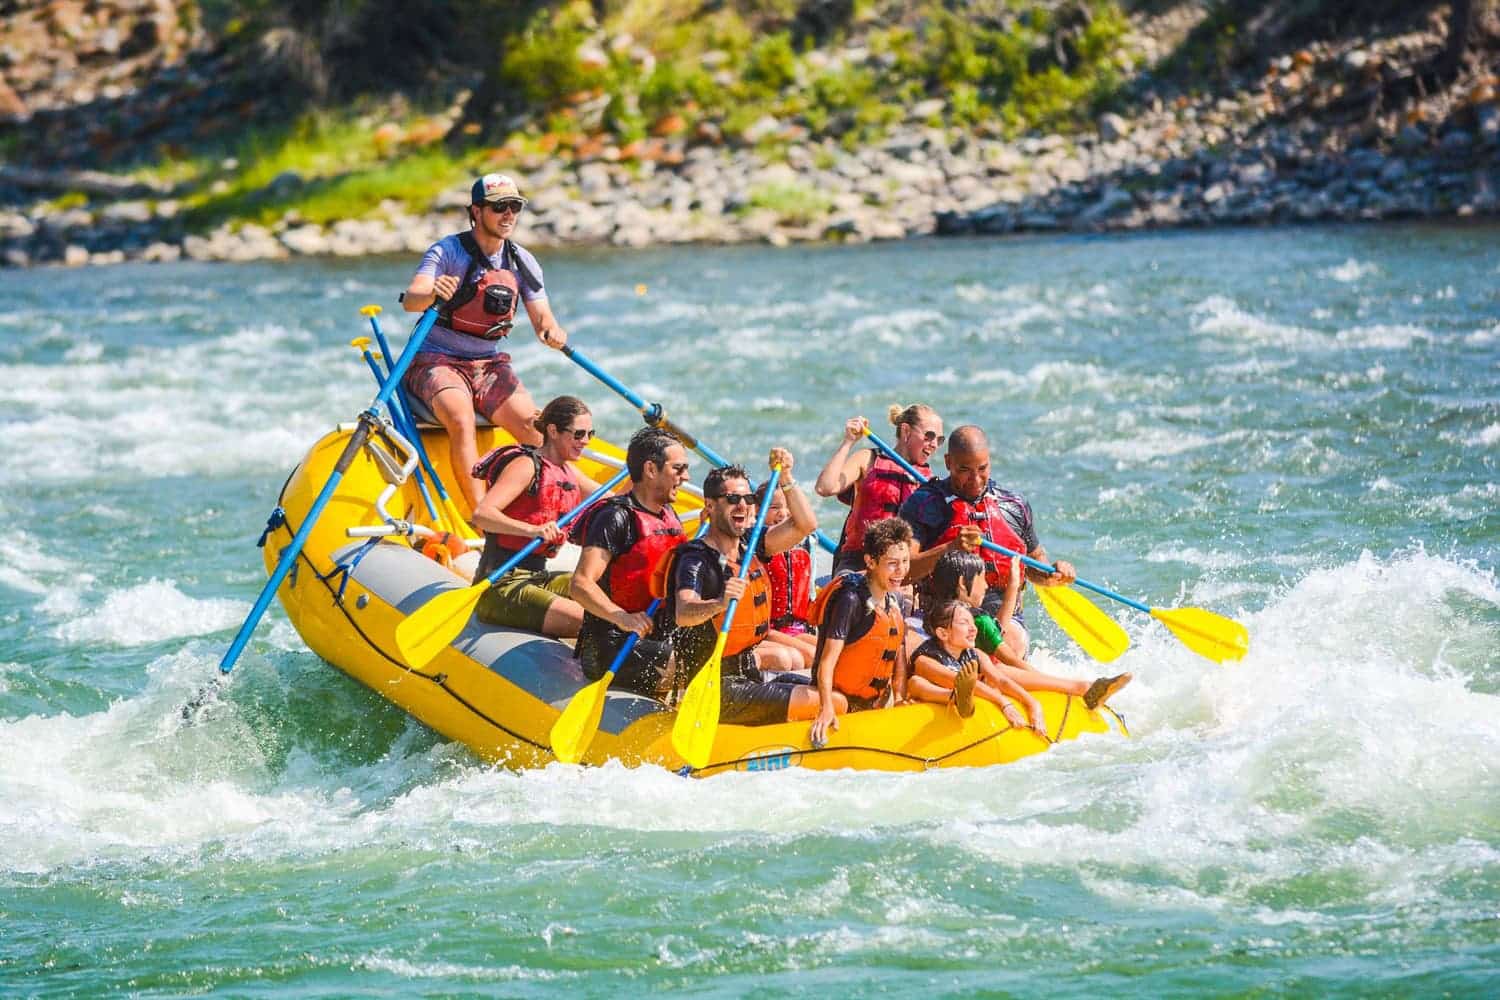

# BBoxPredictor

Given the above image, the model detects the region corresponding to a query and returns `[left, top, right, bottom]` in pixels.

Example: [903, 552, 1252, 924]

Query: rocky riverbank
[2, 10, 1497, 267]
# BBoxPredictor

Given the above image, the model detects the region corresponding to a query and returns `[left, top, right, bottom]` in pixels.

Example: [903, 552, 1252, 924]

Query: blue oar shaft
[369, 312, 457, 507]
[478, 467, 630, 587]
[864, 428, 1151, 614]
[359, 348, 441, 523]
[221, 306, 443, 674]
[562, 345, 838, 555]
[719, 466, 781, 629]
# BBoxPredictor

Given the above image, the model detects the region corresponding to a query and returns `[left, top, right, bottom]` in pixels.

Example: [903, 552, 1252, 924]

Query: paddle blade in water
[1034, 585, 1130, 662]
[550, 674, 612, 764]
[672, 634, 725, 769]
[1151, 606, 1250, 663]
[394, 582, 485, 668]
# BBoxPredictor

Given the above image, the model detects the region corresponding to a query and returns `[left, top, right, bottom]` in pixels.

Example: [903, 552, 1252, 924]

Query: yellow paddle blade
[394, 582, 486, 668]
[1033, 585, 1130, 662]
[1151, 606, 1250, 663]
[671, 633, 726, 769]
[550, 674, 612, 764]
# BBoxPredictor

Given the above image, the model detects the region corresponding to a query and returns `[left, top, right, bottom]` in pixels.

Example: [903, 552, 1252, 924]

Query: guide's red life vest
[438, 232, 538, 340]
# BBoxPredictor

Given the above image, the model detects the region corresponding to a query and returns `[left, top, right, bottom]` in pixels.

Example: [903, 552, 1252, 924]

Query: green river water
[2, 223, 1498, 997]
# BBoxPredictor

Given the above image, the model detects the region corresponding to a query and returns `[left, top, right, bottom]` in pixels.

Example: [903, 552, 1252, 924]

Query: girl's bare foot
[1083, 672, 1133, 710]
[952, 661, 978, 719]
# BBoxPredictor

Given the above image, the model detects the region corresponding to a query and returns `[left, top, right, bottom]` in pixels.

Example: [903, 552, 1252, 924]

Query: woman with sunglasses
[400, 172, 571, 512]
[469, 396, 606, 638]
[814, 403, 944, 575]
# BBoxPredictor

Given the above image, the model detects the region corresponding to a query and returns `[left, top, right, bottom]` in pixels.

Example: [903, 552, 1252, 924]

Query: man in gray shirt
[401, 172, 571, 509]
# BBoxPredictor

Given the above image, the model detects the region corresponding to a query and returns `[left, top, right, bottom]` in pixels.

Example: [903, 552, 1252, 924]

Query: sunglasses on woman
[564, 427, 594, 442]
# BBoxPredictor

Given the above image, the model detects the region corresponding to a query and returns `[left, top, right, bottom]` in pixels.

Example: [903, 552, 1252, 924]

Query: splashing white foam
[1322, 258, 1378, 283]
[53, 580, 248, 646]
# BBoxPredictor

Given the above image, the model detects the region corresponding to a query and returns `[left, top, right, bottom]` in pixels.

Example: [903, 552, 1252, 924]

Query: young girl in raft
[908, 599, 1042, 734]
[929, 548, 1131, 717]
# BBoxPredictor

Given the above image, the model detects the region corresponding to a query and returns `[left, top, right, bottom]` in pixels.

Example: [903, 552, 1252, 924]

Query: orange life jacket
[839, 453, 927, 557]
[808, 573, 904, 701]
[650, 538, 772, 657]
[571, 496, 685, 613]
[936, 489, 1027, 588]
[764, 544, 812, 626]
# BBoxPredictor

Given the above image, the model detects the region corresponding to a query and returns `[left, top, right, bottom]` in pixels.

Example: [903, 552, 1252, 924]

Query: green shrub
[744, 180, 832, 225]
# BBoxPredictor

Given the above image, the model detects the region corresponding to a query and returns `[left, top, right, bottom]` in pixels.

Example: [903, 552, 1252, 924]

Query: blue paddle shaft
[863, 428, 1151, 615]
[220, 306, 443, 674]
[368, 312, 457, 507]
[360, 348, 440, 522]
[562, 345, 838, 557]
[479, 466, 630, 587]
[719, 466, 780, 632]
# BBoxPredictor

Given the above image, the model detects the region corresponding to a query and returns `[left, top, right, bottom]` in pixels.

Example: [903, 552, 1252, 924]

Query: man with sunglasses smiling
[400, 172, 571, 511]
[656, 450, 824, 726]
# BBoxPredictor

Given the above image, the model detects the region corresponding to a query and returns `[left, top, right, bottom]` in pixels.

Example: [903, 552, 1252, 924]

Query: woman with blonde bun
[469, 395, 607, 637]
[814, 403, 943, 574]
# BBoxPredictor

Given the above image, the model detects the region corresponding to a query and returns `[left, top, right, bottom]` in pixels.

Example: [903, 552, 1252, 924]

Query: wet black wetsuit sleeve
[581, 503, 635, 558]
[899, 484, 950, 551]
[821, 583, 874, 644]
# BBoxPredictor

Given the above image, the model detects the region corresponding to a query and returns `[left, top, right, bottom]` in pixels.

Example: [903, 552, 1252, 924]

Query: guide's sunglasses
[712, 492, 756, 507]
[564, 427, 594, 442]
[909, 428, 945, 446]
[486, 199, 525, 215]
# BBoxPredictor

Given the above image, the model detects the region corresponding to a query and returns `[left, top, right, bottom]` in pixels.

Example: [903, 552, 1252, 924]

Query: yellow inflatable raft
[262, 422, 1126, 776]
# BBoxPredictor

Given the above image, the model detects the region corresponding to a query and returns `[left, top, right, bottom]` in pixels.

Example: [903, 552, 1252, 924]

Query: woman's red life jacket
[764, 545, 812, 626]
[438, 232, 525, 340]
[650, 540, 772, 657]
[840, 453, 927, 556]
[472, 445, 580, 558]
[808, 573, 904, 702]
[936, 489, 1026, 587]
[573, 496, 685, 614]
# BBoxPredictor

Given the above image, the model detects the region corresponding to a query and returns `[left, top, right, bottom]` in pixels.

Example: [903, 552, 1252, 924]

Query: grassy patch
[743, 180, 833, 225]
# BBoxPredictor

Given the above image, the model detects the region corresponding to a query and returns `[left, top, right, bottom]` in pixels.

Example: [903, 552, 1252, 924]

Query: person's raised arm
[813, 417, 874, 498]
[762, 447, 818, 556]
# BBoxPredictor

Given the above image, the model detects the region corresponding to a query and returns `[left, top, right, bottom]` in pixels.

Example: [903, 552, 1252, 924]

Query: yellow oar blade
[394, 582, 485, 668]
[550, 674, 612, 764]
[1151, 606, 1250, 663]
[1034, 584, 1130, 662]
[671, 633, 725, 769]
